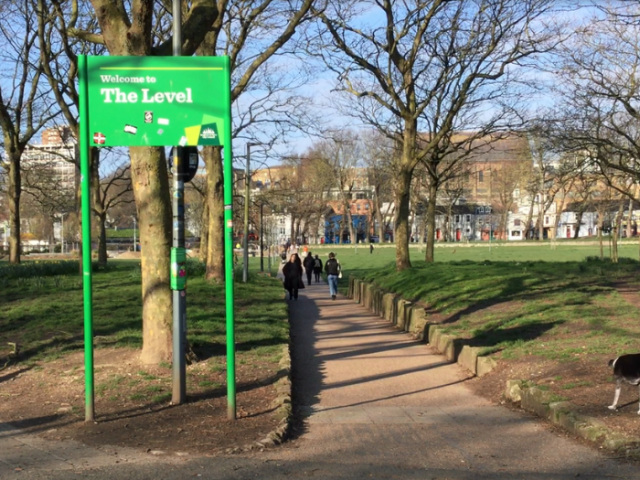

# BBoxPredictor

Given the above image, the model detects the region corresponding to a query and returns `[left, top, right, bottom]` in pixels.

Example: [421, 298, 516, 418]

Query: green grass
[300, 242, 640, 363]
[0, 260, 289, 365]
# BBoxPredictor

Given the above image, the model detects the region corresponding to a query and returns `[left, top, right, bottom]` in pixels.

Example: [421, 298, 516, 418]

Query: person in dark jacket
[282, 253, 304, 300]
[303, 251, 315, 285]
[324, 252, 341, 300]
[312, 254, 323, 283]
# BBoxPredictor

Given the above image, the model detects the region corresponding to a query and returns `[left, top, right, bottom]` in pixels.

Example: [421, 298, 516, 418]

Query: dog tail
[608, 359, 616, 368]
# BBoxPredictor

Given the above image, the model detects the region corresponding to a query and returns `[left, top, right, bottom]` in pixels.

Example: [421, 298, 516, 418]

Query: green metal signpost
[78, 55, 236, 421]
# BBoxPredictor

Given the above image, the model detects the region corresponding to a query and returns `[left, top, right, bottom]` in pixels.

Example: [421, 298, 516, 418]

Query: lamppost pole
[132, 216, 137, 251]
[60, 214, 65, 254]
[171, 0, 187, 406]
[260, 202, 264, 272]
[243, 143, 261, 283]
[243, 145, 252, 283]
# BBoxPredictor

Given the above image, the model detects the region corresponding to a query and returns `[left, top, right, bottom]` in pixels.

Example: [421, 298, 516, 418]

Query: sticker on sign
[93, 132, 106, 144]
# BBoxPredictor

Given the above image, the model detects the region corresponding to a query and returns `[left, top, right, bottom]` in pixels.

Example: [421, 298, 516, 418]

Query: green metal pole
[222, 57, 236, 420]
[78, 55, 95, 423]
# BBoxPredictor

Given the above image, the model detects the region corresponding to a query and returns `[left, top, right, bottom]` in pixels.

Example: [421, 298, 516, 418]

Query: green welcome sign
[86, 56, 230, 147]
[78, 54, 236, 422]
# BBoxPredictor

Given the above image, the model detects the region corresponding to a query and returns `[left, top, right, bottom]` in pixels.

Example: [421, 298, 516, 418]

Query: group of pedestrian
[280, 248, 342, 301]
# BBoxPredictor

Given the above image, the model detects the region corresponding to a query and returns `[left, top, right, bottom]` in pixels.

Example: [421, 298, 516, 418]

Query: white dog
[608, 353, 640, 414]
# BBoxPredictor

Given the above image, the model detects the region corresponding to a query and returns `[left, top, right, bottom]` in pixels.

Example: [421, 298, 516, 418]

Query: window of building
[511, 231, 521, 237]
[279, 218, 285, 225]
[279, 228, 285, 235]
[455, 215, 460, 223]
[545, 216, 549, 225]
[466, 215, 470, 222]
[514, 219, 521, 226]
[478, 171, 484, 183]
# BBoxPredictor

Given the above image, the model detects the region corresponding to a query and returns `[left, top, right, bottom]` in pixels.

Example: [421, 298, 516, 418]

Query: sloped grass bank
[348, 256, 640, 449]
[350, 258, 640, 361]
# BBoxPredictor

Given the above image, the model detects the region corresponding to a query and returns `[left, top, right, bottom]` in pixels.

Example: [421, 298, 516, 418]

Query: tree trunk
[612, 200, 625, 263]
[203, 146, 225, 282]
[501, 211, 508, 241]
[627, 197, 633, 239]
[343, 197, 355, 243]
[199, 194, 209, 263]
[8, 153, 21, 264]
[525, 198, 535, 240]
[393, 166, 413, 268]
[74, 149, 83, 274]
[419, 210, 428, 244]
[90, 148, 108, 267]
[425, 181, 438, 263]
[598, 213, 604, 260]
[97, 212, 108, 267]
[291, 214, 297, 243]
[573, 211, 583, 239]
[130, 146, 173, 365]
[375, 189, 384, 239]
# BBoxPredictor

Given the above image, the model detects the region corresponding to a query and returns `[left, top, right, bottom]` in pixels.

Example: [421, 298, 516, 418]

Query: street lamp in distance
[243, 143, 263, 283]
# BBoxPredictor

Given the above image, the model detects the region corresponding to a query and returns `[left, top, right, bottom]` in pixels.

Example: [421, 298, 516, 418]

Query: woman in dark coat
[303, 252, 315, 285]
[282, 253, 304, 300]
[312, 254, 323, 283]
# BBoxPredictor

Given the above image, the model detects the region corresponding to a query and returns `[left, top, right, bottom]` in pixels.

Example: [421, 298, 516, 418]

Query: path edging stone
[347, 276, 495, 377]
[242, 344, 292, 452]
[504, 380, 640, 456]
[347, 276, 640, 456]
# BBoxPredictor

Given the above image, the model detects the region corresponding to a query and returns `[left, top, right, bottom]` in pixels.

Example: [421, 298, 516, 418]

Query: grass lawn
[0, 260, 288, 366]
[248, 241, 640, 362]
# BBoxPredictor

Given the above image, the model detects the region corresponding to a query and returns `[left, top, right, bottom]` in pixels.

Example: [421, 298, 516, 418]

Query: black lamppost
[260, 202, 264, 272]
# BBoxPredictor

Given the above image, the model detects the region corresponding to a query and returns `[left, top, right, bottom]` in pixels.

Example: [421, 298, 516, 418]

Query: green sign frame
[86, 56, 230, 147]
[78, 55, 237, 421]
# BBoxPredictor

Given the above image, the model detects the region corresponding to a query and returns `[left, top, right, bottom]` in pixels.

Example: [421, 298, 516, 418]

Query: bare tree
[197, 0, 318, 281]
[0, 0, 60, 263]
[311, 0, 563, 268]
[554, 3, 640, 182]
[94, 148, 134, 266]
[307, 130, 363, 243]
[361, 130, 394, 240]
[491, 156, 530, 240]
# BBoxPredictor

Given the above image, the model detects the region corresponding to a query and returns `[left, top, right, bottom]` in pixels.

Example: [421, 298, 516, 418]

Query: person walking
[312, 254, 323, 283]
[282, 253, 304, 300]
[324, 252, 341, 300]
[303, 251, 315, 285]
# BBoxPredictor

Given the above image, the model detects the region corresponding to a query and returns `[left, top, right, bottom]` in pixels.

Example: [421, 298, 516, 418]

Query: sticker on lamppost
[86, 56, 230, 147]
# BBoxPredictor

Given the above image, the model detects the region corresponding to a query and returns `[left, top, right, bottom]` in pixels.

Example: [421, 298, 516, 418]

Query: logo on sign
[200, 128, 217, 139]
[144, 111, 153, 123]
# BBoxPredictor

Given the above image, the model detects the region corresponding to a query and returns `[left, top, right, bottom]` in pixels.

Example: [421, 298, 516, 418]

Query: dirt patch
[0, 348, 283, 454]
[468, 343, 640, 445]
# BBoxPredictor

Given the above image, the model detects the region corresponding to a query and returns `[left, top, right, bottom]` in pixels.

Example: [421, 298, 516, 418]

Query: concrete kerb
[505, 380, 640, 456]
[350, 278, 498, 378]
[348, 277, 640, 456]
[345, 275, 640, 457]
[243, 344, 292, 452]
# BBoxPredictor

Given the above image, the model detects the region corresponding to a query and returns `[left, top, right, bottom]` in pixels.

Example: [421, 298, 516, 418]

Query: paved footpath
[2, 284, 640, 479]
